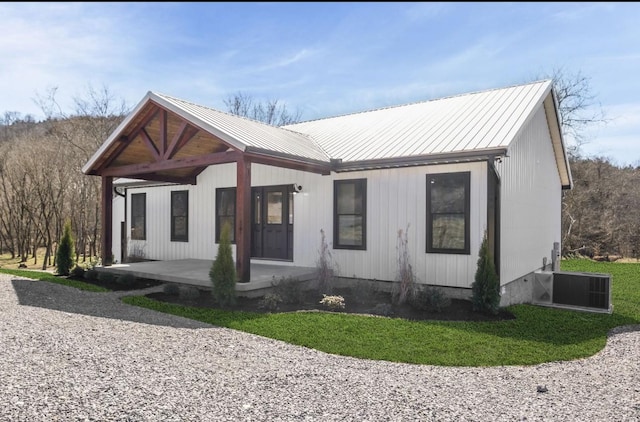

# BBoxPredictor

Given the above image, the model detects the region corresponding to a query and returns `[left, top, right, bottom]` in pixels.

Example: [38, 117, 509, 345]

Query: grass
[122, 259, 640, 367]
[0, 268, 109, 292]
[0, 250, 98, 271]
[3, 258, 638, 366]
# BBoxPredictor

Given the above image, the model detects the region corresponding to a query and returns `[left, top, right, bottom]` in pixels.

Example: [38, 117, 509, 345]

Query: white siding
[495, 106, 562, 285]
[112, 195, 125, 263]
[124, 163, 235, 262]
[118, 162, 487, 288]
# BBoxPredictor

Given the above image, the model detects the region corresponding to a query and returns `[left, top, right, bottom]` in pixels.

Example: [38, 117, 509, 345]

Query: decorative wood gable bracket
[96, 105, 242, 185]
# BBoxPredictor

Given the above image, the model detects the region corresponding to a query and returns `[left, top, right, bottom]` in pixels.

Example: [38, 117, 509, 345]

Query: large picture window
[216, 187, 236, 243]
[426, 172, 470, 254]
[334, 179, 366, 250]
[130, 193, 146, 240]
[171, 190, 189, 242]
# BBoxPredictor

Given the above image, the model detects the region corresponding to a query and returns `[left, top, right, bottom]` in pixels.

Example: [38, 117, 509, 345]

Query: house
[82, 79, 572, 306]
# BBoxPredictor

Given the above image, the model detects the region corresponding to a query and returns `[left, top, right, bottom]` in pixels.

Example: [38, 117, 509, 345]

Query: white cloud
[255, 48, 315, 72]
[0, 3, 145, 118]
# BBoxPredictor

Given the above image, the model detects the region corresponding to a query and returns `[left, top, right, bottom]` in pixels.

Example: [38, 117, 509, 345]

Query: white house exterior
[83, 80, 572, 306]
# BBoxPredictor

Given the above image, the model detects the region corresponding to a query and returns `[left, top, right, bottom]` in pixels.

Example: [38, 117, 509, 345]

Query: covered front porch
[94, 259, 317, 296]
[82, 91, 331, 283]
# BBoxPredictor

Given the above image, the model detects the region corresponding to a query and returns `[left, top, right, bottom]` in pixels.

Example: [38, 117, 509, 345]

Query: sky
[1, 2, 639, 166]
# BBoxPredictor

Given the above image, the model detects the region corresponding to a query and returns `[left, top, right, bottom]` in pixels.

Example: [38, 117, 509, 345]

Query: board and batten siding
[494, 105, 562, 286]
[111, 194, 125, 263]
[115, 161, 487, 289]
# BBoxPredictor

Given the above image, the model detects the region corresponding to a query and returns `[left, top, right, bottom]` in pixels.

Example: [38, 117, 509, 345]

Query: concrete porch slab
[95, 259, 317, 296]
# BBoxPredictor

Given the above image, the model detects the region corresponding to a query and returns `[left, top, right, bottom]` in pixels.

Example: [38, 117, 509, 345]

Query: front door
[252, 185, 293, 260]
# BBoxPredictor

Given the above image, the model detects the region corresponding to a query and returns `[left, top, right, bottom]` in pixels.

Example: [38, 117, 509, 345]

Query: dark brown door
[252, 185, 293, 260]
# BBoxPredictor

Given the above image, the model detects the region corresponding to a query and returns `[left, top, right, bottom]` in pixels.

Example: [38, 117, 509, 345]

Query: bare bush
[315, 229, 337, 294]
[392, 225, 417, 305]
[127, 239, 147, 263]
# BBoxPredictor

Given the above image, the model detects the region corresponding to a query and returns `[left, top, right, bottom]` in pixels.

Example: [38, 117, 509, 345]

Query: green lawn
[3, 260, 638, 367]
[123, 259, 640, 366]
[0, 268, 109, 292]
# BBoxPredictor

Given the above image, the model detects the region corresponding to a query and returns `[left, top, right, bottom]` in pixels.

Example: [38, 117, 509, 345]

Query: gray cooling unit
[532, 270, 612, 313]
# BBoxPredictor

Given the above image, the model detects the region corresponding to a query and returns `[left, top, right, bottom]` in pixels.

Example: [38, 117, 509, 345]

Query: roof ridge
[287, 79, 553, 126]
[152, 92, 276, 126]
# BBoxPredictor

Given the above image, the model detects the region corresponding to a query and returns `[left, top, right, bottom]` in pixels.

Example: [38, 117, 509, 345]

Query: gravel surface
[1, 274, 639, 422]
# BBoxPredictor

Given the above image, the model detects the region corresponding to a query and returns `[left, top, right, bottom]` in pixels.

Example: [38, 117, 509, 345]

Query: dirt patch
[145, 286, 515, 322]
[71, 273, 514, 322]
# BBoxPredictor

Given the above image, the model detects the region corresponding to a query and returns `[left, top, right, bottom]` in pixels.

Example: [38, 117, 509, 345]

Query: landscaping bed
[146, 283, 515, 322]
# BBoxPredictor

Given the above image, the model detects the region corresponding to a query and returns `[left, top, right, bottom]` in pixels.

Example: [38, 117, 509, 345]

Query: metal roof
[82, 91, 331, 175]
[151, 92, 330, 162]
[84, 79, 571, 188]
[285, 80, 553, 162]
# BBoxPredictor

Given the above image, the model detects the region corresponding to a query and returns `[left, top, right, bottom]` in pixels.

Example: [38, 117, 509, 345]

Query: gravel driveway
[1, 274, 639, 421]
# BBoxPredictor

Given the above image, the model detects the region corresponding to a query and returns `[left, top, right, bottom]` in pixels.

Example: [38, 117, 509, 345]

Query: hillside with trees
[562, 157, 640, 259]
[0, 87, 127, 269]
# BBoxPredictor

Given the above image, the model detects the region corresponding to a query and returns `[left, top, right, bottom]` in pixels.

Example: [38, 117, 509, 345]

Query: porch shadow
[10, 278, 214, 329]
[96, 259, 317, 296]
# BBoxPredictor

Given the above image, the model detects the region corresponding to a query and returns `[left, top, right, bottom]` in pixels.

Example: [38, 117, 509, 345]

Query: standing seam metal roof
[153, 93, 331, 162]
[84, 80, 563, 181]
[284, 80, 553, 163]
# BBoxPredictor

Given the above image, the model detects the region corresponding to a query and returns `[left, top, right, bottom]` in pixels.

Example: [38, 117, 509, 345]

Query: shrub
[210, 222, 236, 307]
[319, 294, 345, 311]
[84, 269, 98, 281]
[271, 276, 304, 304]
[56, 221, 75, 276]
[127, 240, 147, 263]
[410, 286, 451, 313]
[70, 265, 85, 279]
[179, 286, 201, 300]
[352, 280, 382, 306]
[115, 273, 137, 287]
[163, 283, 180, 296]
[471, 231, 501, 315]
[371, 303, 394, 317]
[316, 229, 336, 294]
[97, 272, 116, 284]
[392, 225, 416, 305]
[259, 293, 283, 312]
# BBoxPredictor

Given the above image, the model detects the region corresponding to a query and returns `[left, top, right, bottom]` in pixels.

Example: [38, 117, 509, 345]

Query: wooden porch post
[236, 156, 251, 282]
[101, 176, 114, 266]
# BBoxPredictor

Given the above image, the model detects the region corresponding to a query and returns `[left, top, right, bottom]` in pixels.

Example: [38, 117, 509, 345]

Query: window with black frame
[426, 172, 470, 254]
[130, 193, 146, 240]
[171, 190, 189, 242]
[216, 187, 236, 243]
[334, 179, 366, 250]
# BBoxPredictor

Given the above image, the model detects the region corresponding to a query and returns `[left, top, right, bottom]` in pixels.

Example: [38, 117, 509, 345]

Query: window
[216, 187, 235, 243]
[130, 193, 146, 240]
[426, 172, 470, 254]
[171, 190, 189, 242]
[334, 179, 366, 250]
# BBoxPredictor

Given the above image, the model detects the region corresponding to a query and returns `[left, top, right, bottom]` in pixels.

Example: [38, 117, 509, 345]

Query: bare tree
[0, 112, 37, 144]
[223, 92, 302, 126]
[538, 67, 609, 158]
[35, 84, 129, 155]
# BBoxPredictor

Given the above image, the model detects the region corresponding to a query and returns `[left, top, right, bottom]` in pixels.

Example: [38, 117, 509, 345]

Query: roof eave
[244, 146, 332, 175]
[333, 148, 509, 172]
[543, 91, 574, 190]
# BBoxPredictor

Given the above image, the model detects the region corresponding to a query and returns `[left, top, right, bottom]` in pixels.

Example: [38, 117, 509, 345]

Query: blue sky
[1, 2, 639, 166]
